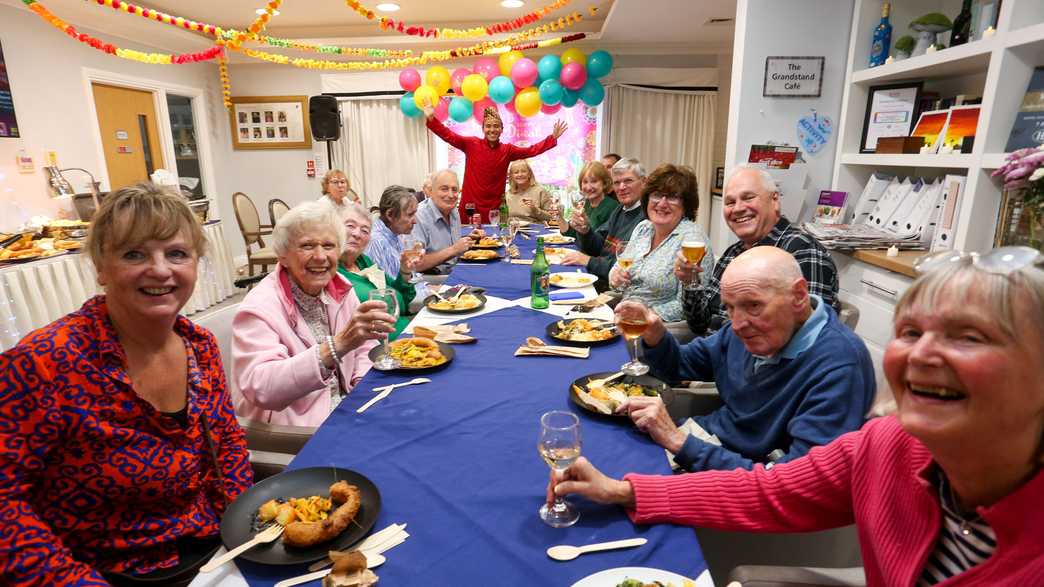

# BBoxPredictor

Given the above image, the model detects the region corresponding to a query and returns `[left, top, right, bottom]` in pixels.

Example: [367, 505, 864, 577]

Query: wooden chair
[268, 197, 290, 228]
[232, 192, 278, 276]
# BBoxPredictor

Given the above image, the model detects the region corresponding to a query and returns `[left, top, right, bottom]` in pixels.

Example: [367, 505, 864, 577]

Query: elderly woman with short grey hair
[232, 201, 393, 427]
[365, 184, 419, 279]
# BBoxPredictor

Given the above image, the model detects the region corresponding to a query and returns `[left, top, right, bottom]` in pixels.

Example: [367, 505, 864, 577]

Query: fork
[357, 378, 431, 413]
[199, 524, 284, 572]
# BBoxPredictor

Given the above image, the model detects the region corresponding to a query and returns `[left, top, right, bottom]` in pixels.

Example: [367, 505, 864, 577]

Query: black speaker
[309, 95, 340, 141]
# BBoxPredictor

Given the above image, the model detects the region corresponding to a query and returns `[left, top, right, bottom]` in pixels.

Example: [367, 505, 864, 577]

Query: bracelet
[326, 335, 342, 366]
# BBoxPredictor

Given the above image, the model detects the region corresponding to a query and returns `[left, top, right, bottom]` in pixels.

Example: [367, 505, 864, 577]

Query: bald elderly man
[615, 247, 874, 472]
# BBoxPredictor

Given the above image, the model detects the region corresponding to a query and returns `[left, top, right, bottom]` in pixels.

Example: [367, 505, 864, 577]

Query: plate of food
[219, 467, 381, 565]
[424, 291, 486, 314]
[571, 567, 697, 587]
[0, 247, 67, 264]
[549, 271, 597, 288]
[368, 337, 454, 372]
[460, 249, 501, 262]
[547, 318, 619, 346]
[569, 372, 673, 416]
[471, 236, 503, 249]
[541, 233, 575, 245]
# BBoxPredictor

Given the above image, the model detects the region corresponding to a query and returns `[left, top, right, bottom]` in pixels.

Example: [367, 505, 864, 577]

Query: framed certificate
[859, 82, 923, 153]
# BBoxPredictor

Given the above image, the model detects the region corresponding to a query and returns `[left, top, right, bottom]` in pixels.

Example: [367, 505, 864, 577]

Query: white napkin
[360, 266, 386, 290]
[667, 418, 722, 470]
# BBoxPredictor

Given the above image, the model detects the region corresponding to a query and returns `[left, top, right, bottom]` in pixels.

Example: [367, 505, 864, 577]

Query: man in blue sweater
[617, 246, 874, 472]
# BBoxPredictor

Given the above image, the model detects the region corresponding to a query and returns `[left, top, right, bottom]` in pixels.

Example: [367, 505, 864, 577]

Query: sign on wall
[763, 56, 824, 98]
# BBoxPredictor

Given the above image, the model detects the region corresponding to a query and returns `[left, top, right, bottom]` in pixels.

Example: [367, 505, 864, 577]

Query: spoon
[526, 337, 546, 347]
[546, 537, 647, 561]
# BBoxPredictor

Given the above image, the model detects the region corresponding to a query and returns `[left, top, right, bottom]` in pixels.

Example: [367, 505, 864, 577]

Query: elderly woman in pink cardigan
[232, 201, 393, 426]
[549, 246, 1044, 586]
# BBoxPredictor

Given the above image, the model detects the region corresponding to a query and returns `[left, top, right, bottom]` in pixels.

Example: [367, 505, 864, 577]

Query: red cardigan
[625, 416, 1044, 586]
[426, 116, 557, 223]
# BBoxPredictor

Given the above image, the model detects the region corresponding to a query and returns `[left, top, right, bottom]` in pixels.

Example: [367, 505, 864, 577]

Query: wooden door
[91, 83, 165, 190]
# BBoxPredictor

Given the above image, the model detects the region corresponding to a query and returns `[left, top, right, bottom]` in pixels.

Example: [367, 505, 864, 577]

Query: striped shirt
[918, 471, 997, 586]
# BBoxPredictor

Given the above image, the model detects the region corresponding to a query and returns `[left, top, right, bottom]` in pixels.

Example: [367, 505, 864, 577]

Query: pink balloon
[450, 68, 471, 94]
[474, 57, 500, 82]
[510, 58, 539, 88]
[399, 69, 421, 92]
[472, 97, 498, 123]
[560, 62, 587, 91]
[503, 99, 517, 114]
[540, 102, 562, 114]
[434, 97, 451, 121]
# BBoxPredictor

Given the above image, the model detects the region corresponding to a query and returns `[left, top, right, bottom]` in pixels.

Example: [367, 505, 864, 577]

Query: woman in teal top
[559, 161, 619, 238]
[336, 202, 417, 338]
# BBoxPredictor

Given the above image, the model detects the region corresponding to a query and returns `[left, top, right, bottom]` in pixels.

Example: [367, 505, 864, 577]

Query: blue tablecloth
[447, 226, 578, 300]
[237, 305, 706, 585]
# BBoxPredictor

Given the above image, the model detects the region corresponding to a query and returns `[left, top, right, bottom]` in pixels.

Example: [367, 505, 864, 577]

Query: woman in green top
[559, 161, 619, 238]
[336, 202, 417, 338]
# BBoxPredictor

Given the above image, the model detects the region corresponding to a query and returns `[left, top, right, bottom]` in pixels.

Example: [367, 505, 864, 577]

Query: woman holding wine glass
[336, 202, 418, 338]
[367, 289, 400, 370]
[538, 410, 582, 527]
[233, 201, 393, 426]
[505, 159, 556, 223]
[608, 164, 714, 322]
[559, 162, 618, 240]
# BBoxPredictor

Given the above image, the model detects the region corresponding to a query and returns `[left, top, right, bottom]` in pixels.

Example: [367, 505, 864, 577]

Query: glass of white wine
[368, 289, 400, 370]
[400, 235, 425, 284]
[499, 224, 514, 262]
[680, 240, 706, 289]
[616, 302, 650, 376]
[538, 410, 581, 528]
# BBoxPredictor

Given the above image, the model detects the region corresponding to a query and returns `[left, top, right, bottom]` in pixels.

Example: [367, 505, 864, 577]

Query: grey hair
[339, 201, 372, 225]
[272, 201, 346, 256]
[611, 157, 646, 178]
[725, 165, 777, 194]
[431, 168, 459, 186]
[378, 185, 416, 221]
[422, 172, 435, 192]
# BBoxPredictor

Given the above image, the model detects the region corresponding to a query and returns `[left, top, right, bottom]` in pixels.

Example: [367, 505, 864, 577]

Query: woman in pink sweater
[551, 246, 1044, 586]
[232, 201, 393, 426]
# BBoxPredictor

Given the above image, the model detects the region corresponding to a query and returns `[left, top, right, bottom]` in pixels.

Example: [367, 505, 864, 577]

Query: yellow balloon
[560, 48, 587, 66]
[514, 87, 541, 117]
[413, 85, 439, 110]
[461, 74, 489, 102]
[426, 66, 451, 95]
[499, 50, 525, 76]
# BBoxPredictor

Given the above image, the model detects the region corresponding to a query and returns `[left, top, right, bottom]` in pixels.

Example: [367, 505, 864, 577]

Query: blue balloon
[537, 54, 563, 83]
[538, 78, 565, 105]
[560, 87, 580, 108]
[400, 93, 422, 117]
[587, 50, 614, 78]
[488, 76, 516, 104]
[448, 97, 473, 122]
[579, 79, 605, 106]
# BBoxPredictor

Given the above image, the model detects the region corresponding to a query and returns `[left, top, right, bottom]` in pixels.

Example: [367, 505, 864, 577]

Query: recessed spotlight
[501, 0, 525, 7]
[376, 2, 401, 11]
[255, 8, 280, 16]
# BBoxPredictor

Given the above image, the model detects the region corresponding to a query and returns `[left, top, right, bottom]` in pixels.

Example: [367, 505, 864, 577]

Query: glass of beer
[681, 240, 706, 289]
[616, 302, 650, 376]
[538, 410, 581, 527]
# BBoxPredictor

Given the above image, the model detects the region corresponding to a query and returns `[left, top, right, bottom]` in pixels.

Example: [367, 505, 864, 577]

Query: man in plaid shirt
[678, 166, 839, 336]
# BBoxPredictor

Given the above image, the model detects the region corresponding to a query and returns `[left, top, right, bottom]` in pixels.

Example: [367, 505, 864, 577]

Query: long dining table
[200, 224, 711, 586]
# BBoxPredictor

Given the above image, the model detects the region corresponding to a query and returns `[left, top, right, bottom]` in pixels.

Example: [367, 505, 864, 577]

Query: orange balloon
[514, 87, 541, 117]
[498, 50, 525, 77]
[426, 66, 451, 95]
[560, 48, 587, 66]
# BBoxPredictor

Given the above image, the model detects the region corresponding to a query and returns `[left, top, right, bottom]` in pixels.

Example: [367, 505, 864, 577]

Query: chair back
[268, 198, 290, 227]
[236, 417, 315, 455]
[233, 192, 263, 247]
[838, 300, 860, 330]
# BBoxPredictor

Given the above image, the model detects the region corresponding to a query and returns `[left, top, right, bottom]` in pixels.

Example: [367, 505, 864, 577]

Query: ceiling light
[255, 8, 280, 16]
[376, 2, 401, 11]
[501, 0, 525, 7]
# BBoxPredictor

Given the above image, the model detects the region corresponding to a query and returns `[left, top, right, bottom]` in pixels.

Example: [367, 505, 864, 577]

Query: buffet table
[0, 220, 237, 351]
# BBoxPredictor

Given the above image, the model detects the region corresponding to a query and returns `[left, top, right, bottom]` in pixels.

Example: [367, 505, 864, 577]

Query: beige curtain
[331, 98, 434, 209]
[602, 85, 717, 233]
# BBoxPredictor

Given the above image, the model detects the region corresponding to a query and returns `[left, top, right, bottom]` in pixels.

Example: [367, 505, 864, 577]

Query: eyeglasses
[329, 179, 349, 185]
[913, 246, 1044, 276]
[648, 192, 683, 205]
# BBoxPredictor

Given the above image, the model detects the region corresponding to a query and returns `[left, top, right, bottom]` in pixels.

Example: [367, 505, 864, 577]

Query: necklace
[946, 478, 984, 536]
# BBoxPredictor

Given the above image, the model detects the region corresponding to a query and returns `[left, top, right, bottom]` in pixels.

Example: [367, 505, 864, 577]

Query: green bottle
[531, 237, 550, 309]
[499, 195, 510, 230]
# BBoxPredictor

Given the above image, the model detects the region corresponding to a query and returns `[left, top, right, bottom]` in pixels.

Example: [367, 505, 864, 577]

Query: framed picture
[715, 167, 725, 190]
[229, 95, 311, 150]
[911, 109, 951, 154]
[859, 82, 923, 153]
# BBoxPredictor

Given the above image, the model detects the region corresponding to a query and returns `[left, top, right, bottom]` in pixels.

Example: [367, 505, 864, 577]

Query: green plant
[895, 35, 915, 53]
[910, 13, 953, 29]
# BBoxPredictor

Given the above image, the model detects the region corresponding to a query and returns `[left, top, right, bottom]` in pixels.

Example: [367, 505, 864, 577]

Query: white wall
[718, 0, 854, 252]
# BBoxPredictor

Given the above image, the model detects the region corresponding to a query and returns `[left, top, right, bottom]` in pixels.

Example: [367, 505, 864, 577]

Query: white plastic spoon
[546, 537, 647, 561]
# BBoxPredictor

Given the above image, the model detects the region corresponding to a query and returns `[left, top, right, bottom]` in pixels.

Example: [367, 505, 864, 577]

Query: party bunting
[342, 0, 581, 39]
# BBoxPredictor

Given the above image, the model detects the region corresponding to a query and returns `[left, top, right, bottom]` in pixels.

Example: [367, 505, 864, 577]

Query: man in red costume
[421, 99, 567, 223]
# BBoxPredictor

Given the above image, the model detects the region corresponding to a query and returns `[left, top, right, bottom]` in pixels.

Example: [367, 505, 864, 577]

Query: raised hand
[552, 120, 568, 139]
[420, 96, 435, 119]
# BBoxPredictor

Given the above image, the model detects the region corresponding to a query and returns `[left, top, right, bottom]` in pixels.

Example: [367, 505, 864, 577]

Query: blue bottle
[869, 2, 892, 67]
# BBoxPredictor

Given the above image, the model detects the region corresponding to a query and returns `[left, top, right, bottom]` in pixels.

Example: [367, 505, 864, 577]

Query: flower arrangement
[992, 145, 1044, 250]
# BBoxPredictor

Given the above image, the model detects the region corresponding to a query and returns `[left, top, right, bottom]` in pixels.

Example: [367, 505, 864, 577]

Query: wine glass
[612, 240, 635, 293]
[400, 235, 425, 284]
[368, 289, 400, 370]
[499, 224, 514, 262]
[538, 410, 581, 528]
[464, 201, 476, 221]
[616, 302, 650, 376]
[488, 208, 501, 228]
[680, 240, 706, 289]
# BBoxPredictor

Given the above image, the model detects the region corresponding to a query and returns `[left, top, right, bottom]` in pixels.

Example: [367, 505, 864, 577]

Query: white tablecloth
[0, 221, 237, 351]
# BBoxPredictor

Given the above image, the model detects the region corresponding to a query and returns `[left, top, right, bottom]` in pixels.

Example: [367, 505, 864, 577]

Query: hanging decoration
[218, 51, 232, 108]
[342, 0, 581, 39]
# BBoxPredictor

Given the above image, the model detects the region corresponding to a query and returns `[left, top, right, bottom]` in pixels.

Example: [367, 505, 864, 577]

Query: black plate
[423, 292, 487, 315]
[569, 372, 674, 418]
[546, 318, 621, 347]
[219, 467, 381, 565]
[367, 339, 455, 372]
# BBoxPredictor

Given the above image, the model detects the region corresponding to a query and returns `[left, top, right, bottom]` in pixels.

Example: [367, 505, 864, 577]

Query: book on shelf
[911, 110, 950, 154]
[931, 175, 967, 251]
[1004, 67, 1044, 153]
[813, 190, 848, 224]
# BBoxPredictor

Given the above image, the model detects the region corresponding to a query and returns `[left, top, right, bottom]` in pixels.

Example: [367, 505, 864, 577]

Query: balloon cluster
[398, 49, 613, 121]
